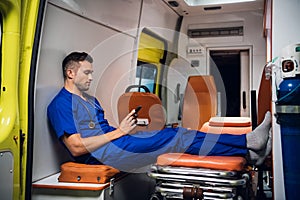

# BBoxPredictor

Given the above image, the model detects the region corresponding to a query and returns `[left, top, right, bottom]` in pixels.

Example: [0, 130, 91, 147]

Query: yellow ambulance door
[0, 0, 42, 199]
[0, 0, 22, 199]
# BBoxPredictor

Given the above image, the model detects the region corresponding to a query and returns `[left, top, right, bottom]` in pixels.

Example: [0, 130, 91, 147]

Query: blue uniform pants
[90, 127, 247, 172]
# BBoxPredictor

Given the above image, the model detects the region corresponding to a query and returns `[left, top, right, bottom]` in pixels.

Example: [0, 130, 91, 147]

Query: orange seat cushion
[156, 153, 246, 171]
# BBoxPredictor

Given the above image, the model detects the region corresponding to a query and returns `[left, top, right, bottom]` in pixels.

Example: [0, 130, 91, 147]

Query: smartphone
[132, 105, 142, 118]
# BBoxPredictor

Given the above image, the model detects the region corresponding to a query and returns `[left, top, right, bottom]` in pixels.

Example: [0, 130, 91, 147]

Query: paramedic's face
[74, 60, 93, 92]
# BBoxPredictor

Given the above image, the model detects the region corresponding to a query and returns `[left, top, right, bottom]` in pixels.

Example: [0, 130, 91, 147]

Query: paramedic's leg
[94, 128, 249, 171]
[185, 132, 247, 156]
[92, 112, 271, 170]
[186, 111, 272, 162]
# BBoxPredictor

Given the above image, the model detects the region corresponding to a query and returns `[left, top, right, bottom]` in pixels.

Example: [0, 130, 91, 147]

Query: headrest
[187, 75, 216, 93]
[117, 92, 166, 131]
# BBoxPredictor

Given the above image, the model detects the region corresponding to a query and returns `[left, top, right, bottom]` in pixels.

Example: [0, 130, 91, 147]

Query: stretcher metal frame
[148, 153, 254, 200]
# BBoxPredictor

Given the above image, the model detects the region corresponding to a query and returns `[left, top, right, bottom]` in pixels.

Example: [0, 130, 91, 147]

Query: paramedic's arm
[62, 110, 137, 157]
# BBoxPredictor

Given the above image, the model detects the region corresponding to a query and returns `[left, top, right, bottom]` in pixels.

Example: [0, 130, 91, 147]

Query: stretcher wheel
[183, 186, 203, 199]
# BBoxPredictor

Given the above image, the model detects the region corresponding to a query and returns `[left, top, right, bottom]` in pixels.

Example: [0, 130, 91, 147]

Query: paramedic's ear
[66, 68, 76, 79]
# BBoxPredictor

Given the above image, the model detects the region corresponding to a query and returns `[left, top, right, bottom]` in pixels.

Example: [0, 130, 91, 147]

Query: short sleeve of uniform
[47, 91, 78, 139]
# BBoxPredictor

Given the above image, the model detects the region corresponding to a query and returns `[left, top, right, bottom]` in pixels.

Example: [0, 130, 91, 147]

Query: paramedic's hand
[118, 109, 137, 135]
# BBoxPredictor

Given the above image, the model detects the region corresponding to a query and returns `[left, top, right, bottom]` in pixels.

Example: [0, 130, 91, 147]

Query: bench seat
[32, 173, 111, 191]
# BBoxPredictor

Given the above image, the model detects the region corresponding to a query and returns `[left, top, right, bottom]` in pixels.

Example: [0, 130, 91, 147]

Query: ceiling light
[184, 0, 256, 6]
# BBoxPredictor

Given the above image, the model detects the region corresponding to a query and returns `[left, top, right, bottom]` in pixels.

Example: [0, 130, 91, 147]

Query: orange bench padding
[156, 153, 246, 171]
[208, 116, 252, 127]
[200, 122, 252, 135]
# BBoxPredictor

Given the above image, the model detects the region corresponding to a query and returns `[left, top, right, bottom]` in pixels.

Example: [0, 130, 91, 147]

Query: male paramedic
[47, 51, 272, 172]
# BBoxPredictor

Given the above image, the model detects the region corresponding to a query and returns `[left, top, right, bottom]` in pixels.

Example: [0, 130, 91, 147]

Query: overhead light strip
[184, 0, 256, 6]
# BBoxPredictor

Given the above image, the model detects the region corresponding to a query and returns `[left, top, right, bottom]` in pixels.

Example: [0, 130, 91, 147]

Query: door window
[135, 61, 157, 93]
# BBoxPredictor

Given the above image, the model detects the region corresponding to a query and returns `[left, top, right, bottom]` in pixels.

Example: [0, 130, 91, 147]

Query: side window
[135, 61, 157, 93]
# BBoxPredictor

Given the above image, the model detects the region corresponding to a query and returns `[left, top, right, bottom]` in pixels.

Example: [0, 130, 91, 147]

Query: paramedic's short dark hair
[62, 52, 93, 80]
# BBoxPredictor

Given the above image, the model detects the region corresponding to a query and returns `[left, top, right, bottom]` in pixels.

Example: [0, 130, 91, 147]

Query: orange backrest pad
[182, 75, 217, 130]
[117, 92, 166, 131]
[257, 70, 272, 125]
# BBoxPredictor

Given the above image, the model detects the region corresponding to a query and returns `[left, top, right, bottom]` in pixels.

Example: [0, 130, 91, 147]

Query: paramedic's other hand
[118, 110, 137, 135]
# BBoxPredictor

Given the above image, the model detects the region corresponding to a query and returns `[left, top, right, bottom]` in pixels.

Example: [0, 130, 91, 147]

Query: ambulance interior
[30, 0, 300, 200]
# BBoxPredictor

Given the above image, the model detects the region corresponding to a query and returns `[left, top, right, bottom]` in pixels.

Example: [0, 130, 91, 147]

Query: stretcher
[148, 153, 253, 200]
[149, 117, 254, 200]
